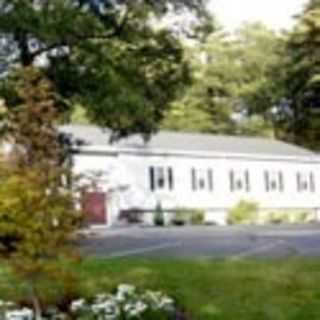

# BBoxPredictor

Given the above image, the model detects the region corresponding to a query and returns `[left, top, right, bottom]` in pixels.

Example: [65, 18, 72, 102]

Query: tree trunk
[14, 30, 34, 67]
[30, 286, 42, 320]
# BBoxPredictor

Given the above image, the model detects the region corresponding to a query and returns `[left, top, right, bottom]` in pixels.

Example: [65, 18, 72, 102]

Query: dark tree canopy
[0, 0, 209, 139]
[284, 0, 320, 149]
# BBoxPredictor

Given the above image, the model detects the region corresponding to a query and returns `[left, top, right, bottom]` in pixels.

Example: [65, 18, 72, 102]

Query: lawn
[2, 258, 320, 319]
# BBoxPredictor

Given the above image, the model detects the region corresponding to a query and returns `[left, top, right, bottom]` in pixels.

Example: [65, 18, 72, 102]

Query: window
[297, 172, 316, 193]
[191, 168, 214, 191]
[230, 170, 250, 192]
[149, 166, 174, 191]
[265, 171, 284, 192]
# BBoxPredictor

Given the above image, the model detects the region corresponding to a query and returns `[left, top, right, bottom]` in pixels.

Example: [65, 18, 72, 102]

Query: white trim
[72, 145, 320, 164]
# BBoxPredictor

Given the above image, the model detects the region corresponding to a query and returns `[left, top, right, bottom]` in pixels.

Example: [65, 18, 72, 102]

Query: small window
[156, 167, 165, 189]
[297, 172, 316, 193]
[191, 168, 214, 192]
[149, 166, 174, 192]
[236, 180, 243, 190]
[230, 170, 250, 192]
[265, 171, 284, 192]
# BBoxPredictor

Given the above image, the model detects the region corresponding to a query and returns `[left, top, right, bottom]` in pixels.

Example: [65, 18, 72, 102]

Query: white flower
[143, 291, 174, 311]
[5, 308, 33, 320]
[70, 299, 86, 312]
[143, 290, 161, 303]
[124, 301, 147, 317]
[116, 284, 136, 302]
[91, 300, 120, 317]
[158, 296, 174, 311]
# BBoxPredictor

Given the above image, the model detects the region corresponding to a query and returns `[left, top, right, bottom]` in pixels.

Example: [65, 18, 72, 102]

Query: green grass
[2, 258, 320, 319]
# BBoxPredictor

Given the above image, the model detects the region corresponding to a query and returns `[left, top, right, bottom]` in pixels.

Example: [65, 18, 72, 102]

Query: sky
[208, 0, 308, 32]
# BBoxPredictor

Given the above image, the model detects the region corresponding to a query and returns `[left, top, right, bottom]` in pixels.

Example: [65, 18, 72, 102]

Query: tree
[0, 0, 209, 140]
[162, 29, 238, 134]
[162, 23, 285, 137]
[0, 67, 82, 318]
[284, 0, 320, 149]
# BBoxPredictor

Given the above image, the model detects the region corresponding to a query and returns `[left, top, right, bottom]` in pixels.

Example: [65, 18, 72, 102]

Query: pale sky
[208, 0, 308, 31]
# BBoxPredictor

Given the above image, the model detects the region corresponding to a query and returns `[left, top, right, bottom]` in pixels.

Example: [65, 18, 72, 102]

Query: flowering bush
[0, 300, 33, 320]
[71, 284, 175, 319]
[0, 285, 176, 320]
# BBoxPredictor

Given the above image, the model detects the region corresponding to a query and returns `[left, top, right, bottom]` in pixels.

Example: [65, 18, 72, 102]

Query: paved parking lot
[79, 224, 320, 259]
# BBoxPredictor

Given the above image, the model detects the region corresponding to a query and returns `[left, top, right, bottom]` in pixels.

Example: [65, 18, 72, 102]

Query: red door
[82, 192, 107, 225]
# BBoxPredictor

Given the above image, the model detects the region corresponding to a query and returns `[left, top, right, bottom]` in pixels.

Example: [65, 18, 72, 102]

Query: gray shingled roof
[60, 125, 315, 157]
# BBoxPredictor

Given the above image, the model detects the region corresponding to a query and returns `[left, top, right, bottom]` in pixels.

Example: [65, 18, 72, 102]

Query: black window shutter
[168, 167, 174, 190]
[230, 170, 235, 192]
[245, 170, 250, 192]
[192, 168, 197, 191]
[297, 173, 301, 192]
[149, 167, 155, 191]
[265, 171, 269, 192]
[208, 169, 214, 191]
[310, 172, 315, 193]
[279, 172, 284, 192]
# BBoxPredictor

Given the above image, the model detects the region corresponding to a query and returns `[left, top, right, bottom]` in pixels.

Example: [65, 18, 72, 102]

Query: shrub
[228, 200, 259, 225]
[267, 210, 312, 224]
[71, 285, 175, 320]
[171, 210, 189, 226]
[190, 210, 205, 225]
[294, 211, 312, 223]
[0, 285, 176, 320]
[270, 211, 290, 224]
[0, 68, 83, 319]
[121, 209, 142, 224]
[153, 203, 165, 227]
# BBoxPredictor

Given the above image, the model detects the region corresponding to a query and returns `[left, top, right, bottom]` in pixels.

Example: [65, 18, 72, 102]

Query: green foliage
[294, 211, 313, 223]
[153, 203, 165, 227]
[0, 167, 80, 254]
[161, 100, 214, 133]
[35, 258, 320, 320]
[268, 211, 290, 225]
[228, 200, 259, 225]
[0, 67, 82, 318]
[171, 209, 189, 226]
[170, 209, 205, 226]
[0, 0, 209, 139]
[283, 0, 320, 150]
[1, 67, 64, 167]
[162, 23, 285, 137]
[266, 210, 313, 224]
[190, 210, 205, 225]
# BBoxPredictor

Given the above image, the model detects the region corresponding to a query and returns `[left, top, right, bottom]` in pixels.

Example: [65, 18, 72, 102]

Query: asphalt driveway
[79, 224, 320, 259]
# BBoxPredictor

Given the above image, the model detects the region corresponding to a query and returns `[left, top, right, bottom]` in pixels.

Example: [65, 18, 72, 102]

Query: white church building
[61, 125, 320, 227]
